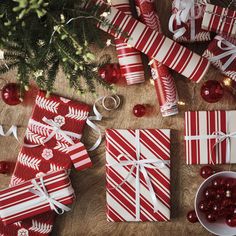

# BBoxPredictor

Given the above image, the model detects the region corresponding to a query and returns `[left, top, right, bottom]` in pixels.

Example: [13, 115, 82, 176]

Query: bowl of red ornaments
[195, 171, 236, 236]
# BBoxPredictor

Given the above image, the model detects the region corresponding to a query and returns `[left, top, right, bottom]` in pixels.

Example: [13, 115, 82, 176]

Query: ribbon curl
[0, 125, 18, 141]
[209, 36, 236, 71]
[107, 129, 170, 221]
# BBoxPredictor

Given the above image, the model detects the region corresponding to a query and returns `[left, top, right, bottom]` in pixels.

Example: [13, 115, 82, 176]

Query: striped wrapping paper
[202, 3, 236, 38]
[113, 0, 145, 85]
[89, 0, 210, 82]
[185, 111, 236, 165]
[0, 170, 74, 225]
[105, 129, 171, 222]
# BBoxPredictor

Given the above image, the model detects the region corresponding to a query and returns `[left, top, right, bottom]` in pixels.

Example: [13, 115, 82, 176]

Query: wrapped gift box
[185, 111, 236, 165]
[202, 3, 236, 38]
[203, 35, 236, 81]
[0, 170, 74, 225]
[169, 0, 211, 42]
[105, 129, 171, 222]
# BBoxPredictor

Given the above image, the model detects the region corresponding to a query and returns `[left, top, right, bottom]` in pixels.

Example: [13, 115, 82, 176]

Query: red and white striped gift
[112, 0, 145, 85]
[135, 0, 179, 117]
[0, 170, 74, 225]
[90, 0, 210, 82]
[184, 111, 236, 165]
[169, 0, 211, 42]
[105, 129, 171, 222]
[202, 3, 236, 38]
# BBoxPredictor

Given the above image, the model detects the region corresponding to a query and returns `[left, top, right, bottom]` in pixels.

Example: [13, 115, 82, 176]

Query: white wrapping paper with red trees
[203, 35, 236, 81]
[202, 3, 236, 38]
[0, 91, 92, 236]
[169, 0, 211, 42]
[105, 129, 171, 222]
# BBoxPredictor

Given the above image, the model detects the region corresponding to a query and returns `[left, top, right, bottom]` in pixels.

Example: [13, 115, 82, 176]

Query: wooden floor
[0, 0, 235, 235]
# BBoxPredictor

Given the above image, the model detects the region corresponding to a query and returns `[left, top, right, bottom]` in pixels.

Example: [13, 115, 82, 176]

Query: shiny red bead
[198, 200, 209, 212]
[98, 63, 121, 84]
[201, 80, 224, 103]
[200, 166, 215, 179]
[0, 161, 11, 174]
[1, 83, 22, 106]
[133, 104, 146, 117]
[206, 212, 217, 222]
[212, 177, 226, 188]
[204, 187, 217, 199]
[186, 210, 198, 223]
[226, 215, 236, 227]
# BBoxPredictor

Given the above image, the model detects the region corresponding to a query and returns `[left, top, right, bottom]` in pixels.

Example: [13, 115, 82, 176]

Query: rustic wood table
[0, 0, 235, 235]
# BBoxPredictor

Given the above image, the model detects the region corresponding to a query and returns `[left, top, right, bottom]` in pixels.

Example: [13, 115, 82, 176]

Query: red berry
[1, 83, 22, 105]
[0, 161, 11, 174]
[212, 177, 226, 188]
[201, 80, 224, 103]
[226, 215, 236, 227]
[200, 166, 215, 179]
[204, 187, 217, 199]
[225, 178, 236, 189]
[133, 104, 146, 117]
[206, 212, 217, 222]
[98, 63, 121, 84]
[186, 210, 198, 223]
[198, 200, 209, 212]
[221, 198, 233, 208]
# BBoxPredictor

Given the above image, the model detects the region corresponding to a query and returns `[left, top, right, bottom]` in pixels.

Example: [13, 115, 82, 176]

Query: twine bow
[209, 36, 236, 71]
[29, 177, 71, 214]
[107, 129, 169, 221]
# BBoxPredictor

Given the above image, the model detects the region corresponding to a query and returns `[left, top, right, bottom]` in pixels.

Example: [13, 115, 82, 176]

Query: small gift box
[184, 111, 236, 165]
[0, 170, 74, 225]
[169, 0, 211, 42]
[105, 129, 171, 222]
[202, 3, 236, 38]
[203, 35, 236, 81]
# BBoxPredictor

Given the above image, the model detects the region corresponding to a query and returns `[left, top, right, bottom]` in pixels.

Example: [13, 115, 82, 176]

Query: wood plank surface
[0, 0, 235, 235]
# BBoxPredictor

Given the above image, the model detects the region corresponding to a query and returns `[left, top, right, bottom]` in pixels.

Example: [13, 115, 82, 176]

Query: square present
[202, 3, 236, 38]
[184, 111, 236, 165]
[0, 170, 74, 225]
[169, 0, 211, 42]
[203, 35, 236, 81]
[105, 129, 171, 222]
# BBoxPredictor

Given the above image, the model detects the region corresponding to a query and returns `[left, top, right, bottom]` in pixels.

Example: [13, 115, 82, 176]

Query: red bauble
[98, 63, 121, 84]
[0, 161, 11, 174]
[186, 210, 198, 223]
[201, 80, 224, 103]
[226, 215, 236, 227]
[1, 83, 22, 105]
[133, 104, 146, 117]
[200, 166, 215, 179]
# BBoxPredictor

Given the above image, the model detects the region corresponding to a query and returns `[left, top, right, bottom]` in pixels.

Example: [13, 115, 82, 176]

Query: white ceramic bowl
[195, 171, 236, 236]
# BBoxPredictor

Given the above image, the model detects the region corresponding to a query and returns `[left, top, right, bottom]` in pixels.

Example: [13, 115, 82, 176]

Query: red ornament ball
[0, 161, 11, 174]
[186, 210, 198, 223]
[200, 166, 215, 179]
[98, 63, 121, 84]
[133, 104, 146, 117]
[201, 80, 224, 103]
[1, 83, 22, 105]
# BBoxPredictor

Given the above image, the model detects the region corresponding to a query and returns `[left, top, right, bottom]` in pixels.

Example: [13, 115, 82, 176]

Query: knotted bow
[29, 177, 71, 214]
[0, 125, 18, 140]
[107, 129, 170, 221]
[169, 0, 206, 40]
[209, 36, 236, 71]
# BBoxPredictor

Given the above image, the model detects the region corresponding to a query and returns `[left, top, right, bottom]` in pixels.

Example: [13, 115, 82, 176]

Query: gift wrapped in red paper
[105, 129, 171, 222]
[203, 35, 236, 81]
[0, 170, 74, 225]
[202, 3, 236, 38]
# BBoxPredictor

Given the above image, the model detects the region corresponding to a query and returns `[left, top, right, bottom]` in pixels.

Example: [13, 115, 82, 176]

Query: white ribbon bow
[107, 129, 169, 221]
[29, 177, 71, 215]
[210, 36, 236, 71]
[0, 125, 18, 140]
[185, 130, 236, 164]
[168, 0, 206, 40]
[25, 117, 81, 148]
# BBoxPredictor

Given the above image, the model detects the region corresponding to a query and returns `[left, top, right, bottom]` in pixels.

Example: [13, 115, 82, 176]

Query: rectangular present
[105, 129, 171, 222]
[184, 111, 236, 165]
[169, 0, 211, 42]
[203, 35, 236, 81]
[0, 170, 74, 225]
[202, 3, 236, 38]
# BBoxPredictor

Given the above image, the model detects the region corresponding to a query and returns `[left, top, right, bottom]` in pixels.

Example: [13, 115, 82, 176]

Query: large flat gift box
[185, 111, 236, 165]
[105, 129, 171, 222]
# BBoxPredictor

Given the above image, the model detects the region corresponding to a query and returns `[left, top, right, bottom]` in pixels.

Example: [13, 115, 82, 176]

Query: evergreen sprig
[0, 0, 113, 94]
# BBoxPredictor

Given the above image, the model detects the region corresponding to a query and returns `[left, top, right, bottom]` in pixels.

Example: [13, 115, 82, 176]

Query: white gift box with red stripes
[105, 129, 171, 222]
[185, 111, 236, 165]
[0, 170, 74, 225]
